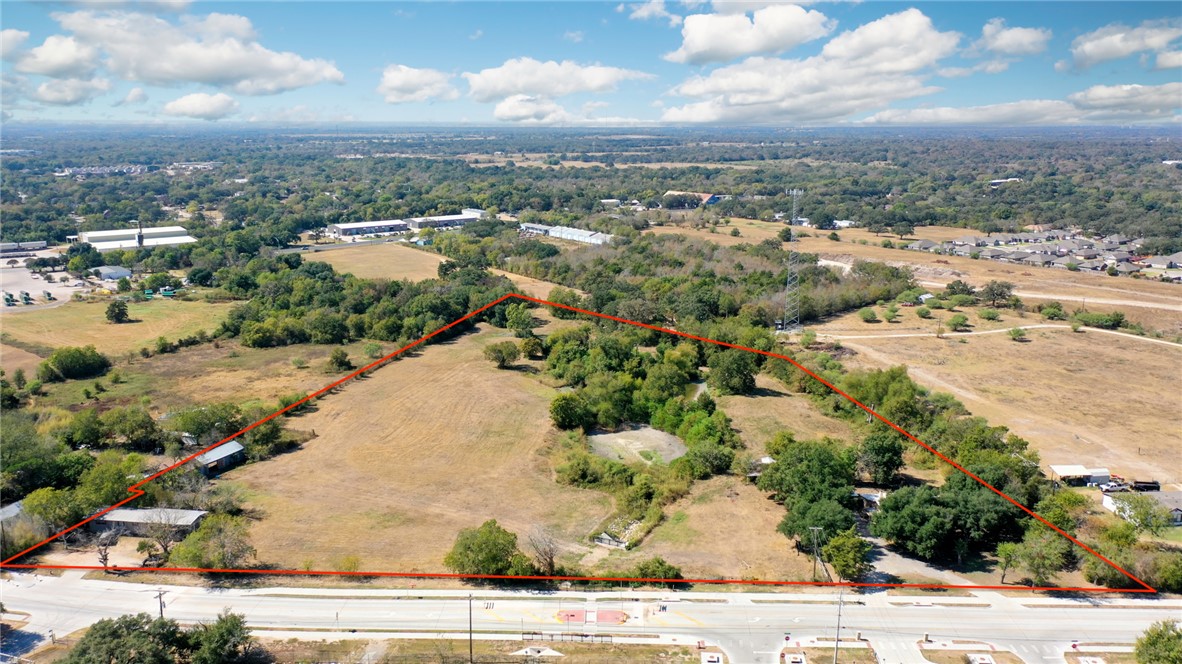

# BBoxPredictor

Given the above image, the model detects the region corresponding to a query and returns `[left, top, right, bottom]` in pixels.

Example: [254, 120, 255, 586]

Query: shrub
[978, 308, 1001, 321]
[857, 307, 878, 323]
[827, 232, 840, 241]
[882, 306, 900, 323]
[916, 307, 931, 319]
[946, 314, 970, 331]
[328, 349, 353, 372]
[362, 342, 383, 359]
[37, 345, 111, 382]
[1008, 328, 1027, 342]
[483, 341, 520, 368]
[881, 240, 894, 248]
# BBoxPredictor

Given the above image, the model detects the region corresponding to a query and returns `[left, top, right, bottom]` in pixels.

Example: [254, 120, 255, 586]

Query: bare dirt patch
[0, 343, 45, 373]
[226, 324, 614, 573]
[589, 426, 686, 464]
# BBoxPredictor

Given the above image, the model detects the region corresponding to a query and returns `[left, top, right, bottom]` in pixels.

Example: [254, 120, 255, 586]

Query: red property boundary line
[0, 293, 1156, 593]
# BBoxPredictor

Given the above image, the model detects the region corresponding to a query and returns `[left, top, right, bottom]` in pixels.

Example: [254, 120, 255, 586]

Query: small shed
[193, 440, 245, 476]
[1050, 464, 1109, 486]
[91, 508, 207, 537]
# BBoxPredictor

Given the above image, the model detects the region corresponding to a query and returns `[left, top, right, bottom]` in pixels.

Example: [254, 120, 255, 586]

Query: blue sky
[1, 1, 1179, 125]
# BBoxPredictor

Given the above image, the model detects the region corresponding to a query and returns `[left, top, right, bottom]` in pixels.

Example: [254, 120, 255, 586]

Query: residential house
[1103, 491, 1182, 527]
[1024, 255, 1056, 267]
[90, 507, 207, 537]
[979, 247, 1008, 259]
[1071, 248, 1100, 260]
[906, 239, 938, 252]
[1115, 263, 1142, 275]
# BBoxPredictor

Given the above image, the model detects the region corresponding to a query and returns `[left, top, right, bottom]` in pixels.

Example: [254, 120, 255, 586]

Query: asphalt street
[3, 572, 1179, 663]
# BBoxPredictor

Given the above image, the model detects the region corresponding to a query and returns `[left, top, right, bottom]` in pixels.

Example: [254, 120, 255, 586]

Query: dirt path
[821, 324, 1182, 347]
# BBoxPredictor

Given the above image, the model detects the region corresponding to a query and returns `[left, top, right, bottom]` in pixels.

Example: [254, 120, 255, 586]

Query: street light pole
[832, 584, 845, 664]
[468, 594, 474, 664]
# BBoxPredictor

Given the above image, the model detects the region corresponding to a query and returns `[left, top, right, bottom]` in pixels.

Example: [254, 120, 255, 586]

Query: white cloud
[1067, 82, 1182, 118]
[938, 59, 1010, 78]
[1, 29, 30, 61]
[663, 9, 960, 123]
[14, 35, 98, 78]
[162, 91, 239, 120]
[376, 64, 459, 104]
[665, 4, 835, 64]
[469, 29, 483, 41]
[463, 57, 652, 102]
[1157, 50, 1182, 69]
[52, 10, 344, 95]
[246, 104, 355, 123]
[30, 77, 111, 105]
[865, 82, 1182, 125]
[114, 86, 147, 105]
[710, 1, 791, 14]
[626, 0, 682, 27]
[494, 95, 573, 124]
[1066, 19, 1182, 69]
[564, 30, 585, 43]
[976, 18, 1051, 56]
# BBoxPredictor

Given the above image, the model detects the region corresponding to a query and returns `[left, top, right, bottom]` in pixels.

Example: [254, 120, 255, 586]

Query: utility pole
[468, 594, 474, 664]
[154, 590, 166, 619]
[832, 584, 845, 664]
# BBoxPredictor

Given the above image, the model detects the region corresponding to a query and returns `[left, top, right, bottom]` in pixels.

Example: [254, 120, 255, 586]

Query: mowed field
[648, 220, 1182, 332]
[820, 323, 1182, 484]
[716, 373, 856, 454]
[305, 242, 569, 298]
[1, 298, 236, 357]
[226, 320, 614, 573]
[599, 475, 814, 582]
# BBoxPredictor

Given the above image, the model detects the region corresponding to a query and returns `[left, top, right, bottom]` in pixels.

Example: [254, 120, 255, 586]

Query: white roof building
[76, 226, 197, 253]
[326, 220, 409, 238]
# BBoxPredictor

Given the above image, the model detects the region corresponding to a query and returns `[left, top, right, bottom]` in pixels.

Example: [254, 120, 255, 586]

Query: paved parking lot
[0, 265, 90, 313]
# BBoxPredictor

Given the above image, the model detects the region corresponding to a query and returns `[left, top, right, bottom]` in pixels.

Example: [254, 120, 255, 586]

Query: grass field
[225, 318, 614, 574]
[600, 475, 814, 582]
[0, 298, 236, 357]
[257, 637, 701, 664]
[305, 243, 570, 298]
[826, 323, 1182, 484]
[716, 374, 857, 454]
[647, 220, 1182, 332]
[0, 342, 44, 373]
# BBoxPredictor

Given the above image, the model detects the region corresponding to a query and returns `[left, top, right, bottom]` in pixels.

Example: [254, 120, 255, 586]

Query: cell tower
[780, 188, 803, 334]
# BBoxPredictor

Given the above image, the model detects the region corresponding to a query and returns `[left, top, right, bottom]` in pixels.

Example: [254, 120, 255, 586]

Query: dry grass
[0, 342, 45, 373]
[227, 321, 613, 574]
[306, 243, 569, 298]
[648, 220, 1182, 332]
[0, 298, 235, 357]
[923, 651, 1025, 664]
[716, 374, 857, 454]
[597, 476, 814, 583]
[831, 326, 1182, 484]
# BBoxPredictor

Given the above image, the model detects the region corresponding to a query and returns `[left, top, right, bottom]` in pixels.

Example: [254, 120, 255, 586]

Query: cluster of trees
[61, 610, 254, 664]
[36, 345, 111, 382]
[444, 519, 684, 587]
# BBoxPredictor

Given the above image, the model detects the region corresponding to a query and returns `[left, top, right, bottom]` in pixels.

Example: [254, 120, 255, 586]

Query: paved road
[3, 572, 1180, 663]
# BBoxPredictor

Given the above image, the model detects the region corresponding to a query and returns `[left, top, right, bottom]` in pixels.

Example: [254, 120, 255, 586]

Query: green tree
[1136, 620, 1182, 664]
[632, 556, 684, 587]
[444, 519, 521, 576]
[520, 336, 544, 359]
[706, 349, 756, 395]
[106, 301, 131, 326]
[550, 393, 592, 430]
[1113, 493, 1173, 536]
[947, 314, 970, 332]
[979, 280, 1015, 307]
[882, 305, 900, 323]
[22, 487, 83, 530]
[170, 514, 256, 569]
[99, 406, 161, 451]
[483, 341, 520, 369]
[857, 307, 878, 323]
[871, 486, 954, 561]
[62, 613, 188, 664]
[916, 306, 931, 319]
[116, 276, 132, 292]
[858, 432, 905, 486]
[995, 541, 1020, 584]
[945, 280, 976, 297]
[1018, 529, 1067, 586]
[822, 527, 872, 581]
[778, 499, 854, 548]
[11, 368, 26, 389]
[37, 345, 111, 382]
[891, 222, 914, 239]
[191, 610, 254, 664]
[362, 342, 383, 359]
[505, 303, 535, 337]
[327, 348, 353, 372]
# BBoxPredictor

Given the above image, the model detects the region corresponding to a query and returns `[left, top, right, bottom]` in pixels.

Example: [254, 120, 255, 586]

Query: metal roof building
[195, 440, 245, 466]
[518, 222, 614, 246]
[326, 220, 409, 238]
[73, 226, 197, 253]
[91, 507, 208, 536]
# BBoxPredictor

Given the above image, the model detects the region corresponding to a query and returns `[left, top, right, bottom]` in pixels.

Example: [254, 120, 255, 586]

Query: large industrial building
[323, 208, 485, 238]
[71, 226, 197, 253]
[519, 222, 614, 246]
[407, 208, 485, 230]
[326, 220, 409, 238]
